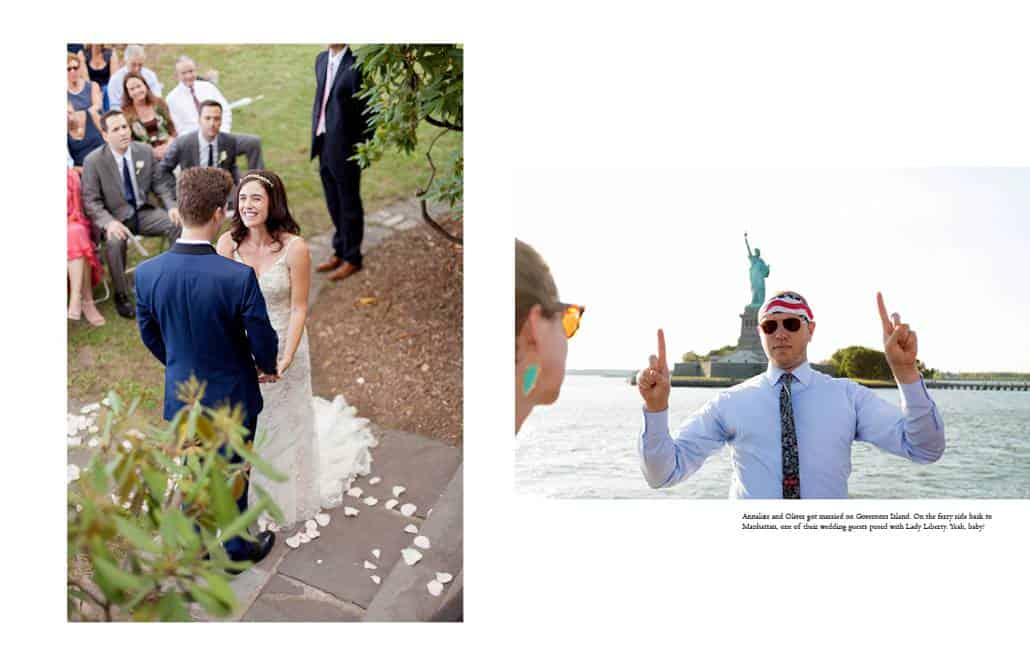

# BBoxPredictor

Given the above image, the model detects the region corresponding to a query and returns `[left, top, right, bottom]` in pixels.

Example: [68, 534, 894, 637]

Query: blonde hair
[515, 239, 561, 335]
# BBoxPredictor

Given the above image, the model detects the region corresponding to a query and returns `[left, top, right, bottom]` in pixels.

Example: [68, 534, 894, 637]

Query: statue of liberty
[745, 232, 769, 307]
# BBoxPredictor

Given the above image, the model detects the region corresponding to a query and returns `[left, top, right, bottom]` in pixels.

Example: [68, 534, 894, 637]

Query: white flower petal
[67, 436, 82, 448]
[401, 548, 423, 566]
[298, 532, 311, 544]
[363, 560, 377, 570]
[392, 486, 406, 497]
[305, 519, 318, 533]
[286, 535, 301, 548]
[435, 572, 453, 584]
[400, 503, 417, 517]
[427, 580, 444, 596]
[67, 464, 81, 483]
[413, 536, 431, 550]
[346, 487, 363, 498]
[343, 506, 360, 517]
[315, 512, 331, 526]
[385, 499, 399, 510]
[371, 548, 381, 559]
[403, 524, 419, 534]
[88, 425, 99, 434]
[370, 575, 381, 585]
[363, 496, 378, 506]
[87, 437, 100, 448]
[81, 403, 100, 414]
[369, 477, 381, 485]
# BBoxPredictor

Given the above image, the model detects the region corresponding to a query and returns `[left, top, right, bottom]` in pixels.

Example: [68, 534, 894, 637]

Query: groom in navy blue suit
[133, 167, 279, 565]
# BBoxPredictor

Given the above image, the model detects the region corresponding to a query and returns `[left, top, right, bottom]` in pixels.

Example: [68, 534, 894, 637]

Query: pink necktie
[316, 56, 337, 136]
[190, 85, 201, 113]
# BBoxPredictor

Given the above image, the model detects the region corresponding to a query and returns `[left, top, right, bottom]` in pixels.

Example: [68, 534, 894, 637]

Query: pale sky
[515, 168, 1030, 374]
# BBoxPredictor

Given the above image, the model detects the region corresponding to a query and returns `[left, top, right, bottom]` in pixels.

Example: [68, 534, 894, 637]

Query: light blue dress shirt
[639, 362, 945, 498]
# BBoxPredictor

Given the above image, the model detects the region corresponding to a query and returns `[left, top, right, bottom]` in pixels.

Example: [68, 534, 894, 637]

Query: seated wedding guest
[81, 110, 182, 319]
[637, 290, 945, 499]
[158, 101, 241, 193]
[515, 239, 585, 434]
[85, 44, 119, 110]
[166, 55, 265, 171]
[121, 73, 177, 160]
[67, 101, 105, 170]
[67, 53, 103, 129]
[107, 44, 163, 111]
[67, 167, 105, 326]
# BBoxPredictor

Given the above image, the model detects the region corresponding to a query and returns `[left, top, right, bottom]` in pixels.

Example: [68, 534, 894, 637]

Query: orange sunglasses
[559, 303, 585, 338]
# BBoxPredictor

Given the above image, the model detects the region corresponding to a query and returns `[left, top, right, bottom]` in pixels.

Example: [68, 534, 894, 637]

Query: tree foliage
[828, 346, 937, 380]
[68, 379, 284, 621]
[353, 44, 463, 244]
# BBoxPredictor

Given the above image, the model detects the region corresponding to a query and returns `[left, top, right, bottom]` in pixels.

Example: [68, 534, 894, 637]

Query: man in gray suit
[81, 110, 182, 319]
[158, 101, 257, 208]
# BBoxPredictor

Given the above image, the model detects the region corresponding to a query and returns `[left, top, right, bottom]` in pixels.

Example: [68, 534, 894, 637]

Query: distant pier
[627, 375, 1030, 391]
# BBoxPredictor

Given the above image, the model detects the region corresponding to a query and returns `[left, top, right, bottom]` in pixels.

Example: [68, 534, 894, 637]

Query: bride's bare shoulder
[215, 231, 236, 257]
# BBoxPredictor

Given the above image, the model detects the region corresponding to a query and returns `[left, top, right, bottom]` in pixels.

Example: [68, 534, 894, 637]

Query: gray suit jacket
[81, 142, 176, 230]
[157, 131, 241, 201]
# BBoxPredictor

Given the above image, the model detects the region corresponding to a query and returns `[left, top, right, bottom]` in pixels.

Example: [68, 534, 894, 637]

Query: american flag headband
[759, 292, 815, 322]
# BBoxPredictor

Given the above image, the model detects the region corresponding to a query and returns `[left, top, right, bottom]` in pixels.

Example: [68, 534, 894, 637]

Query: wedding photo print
[515, 168, 1030, 500]
[66, 43, 463, 621]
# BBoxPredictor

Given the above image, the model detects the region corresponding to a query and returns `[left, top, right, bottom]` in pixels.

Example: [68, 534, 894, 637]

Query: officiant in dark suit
[81, 109, 182, 319]
[134, 167, 279, 565]
[158, 100, 243, 200]
[310, 44, 373, 282]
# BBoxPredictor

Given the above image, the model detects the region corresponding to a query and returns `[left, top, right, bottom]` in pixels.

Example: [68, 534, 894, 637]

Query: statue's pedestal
[737, 305, 766, 358]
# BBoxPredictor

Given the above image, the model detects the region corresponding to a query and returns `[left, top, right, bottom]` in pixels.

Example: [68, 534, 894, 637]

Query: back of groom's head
[178, 167, 234, 226]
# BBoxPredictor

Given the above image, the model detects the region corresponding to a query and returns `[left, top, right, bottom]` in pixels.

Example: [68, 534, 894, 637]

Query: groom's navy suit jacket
[134, 242, 279, 422]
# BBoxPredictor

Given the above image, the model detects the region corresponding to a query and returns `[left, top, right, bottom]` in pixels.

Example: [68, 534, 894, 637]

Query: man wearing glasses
[636, 290, 945, 498]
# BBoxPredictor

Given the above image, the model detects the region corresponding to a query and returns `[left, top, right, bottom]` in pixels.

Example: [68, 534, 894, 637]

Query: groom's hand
[257, 371, 280, 383]
[877, 291, 920, 384]
[637, 328, 671, 412]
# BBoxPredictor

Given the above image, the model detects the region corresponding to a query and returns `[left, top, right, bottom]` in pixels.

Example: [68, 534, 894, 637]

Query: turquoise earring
[522, 364, 540, 396]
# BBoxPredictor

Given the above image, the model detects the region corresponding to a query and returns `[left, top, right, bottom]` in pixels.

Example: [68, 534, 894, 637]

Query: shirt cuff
[898, 376, 931, 410]
[641, 407, 670, 436]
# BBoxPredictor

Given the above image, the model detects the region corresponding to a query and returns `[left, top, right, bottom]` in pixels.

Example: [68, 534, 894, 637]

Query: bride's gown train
[236, 237, 374, 529]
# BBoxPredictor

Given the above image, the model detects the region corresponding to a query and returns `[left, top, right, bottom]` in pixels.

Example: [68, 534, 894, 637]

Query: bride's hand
[277, 354, 293, 377]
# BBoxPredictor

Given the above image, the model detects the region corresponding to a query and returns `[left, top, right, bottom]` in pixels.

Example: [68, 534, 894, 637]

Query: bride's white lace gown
[235, 237, 374, 528]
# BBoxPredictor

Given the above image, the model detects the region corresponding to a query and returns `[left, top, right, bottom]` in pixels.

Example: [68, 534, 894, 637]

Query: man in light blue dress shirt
[637, 291, 945, 498]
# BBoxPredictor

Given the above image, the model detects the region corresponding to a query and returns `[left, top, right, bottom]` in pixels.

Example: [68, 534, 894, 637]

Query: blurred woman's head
[67, 54, 82, 85]
[515, 239, 583, 433]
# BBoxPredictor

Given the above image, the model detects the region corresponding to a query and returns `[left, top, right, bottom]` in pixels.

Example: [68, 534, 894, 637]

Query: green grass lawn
[68, 44, 461, 419]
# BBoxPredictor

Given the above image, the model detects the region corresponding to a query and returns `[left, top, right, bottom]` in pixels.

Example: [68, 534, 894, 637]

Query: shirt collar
[176, 238, 213, 245]
[110, 144, 133, 163]
[765, 361, 813, 388]
[198, 132, 218, 149]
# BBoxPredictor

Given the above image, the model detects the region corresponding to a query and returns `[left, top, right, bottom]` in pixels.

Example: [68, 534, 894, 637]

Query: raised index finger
[876, 292, 893, 336]
[657, 328, 667, 368]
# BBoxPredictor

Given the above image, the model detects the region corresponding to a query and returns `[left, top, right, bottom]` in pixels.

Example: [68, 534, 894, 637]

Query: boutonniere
[135, 160, 144, 174]
[219, 150, 227, 164]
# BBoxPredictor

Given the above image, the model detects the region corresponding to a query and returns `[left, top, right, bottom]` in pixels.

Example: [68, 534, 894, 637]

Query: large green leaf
[93, 557, 143, 594]
[230, 440, 287, 482]
[207, 466, 239, 526]
[217, 499, 268, 543]
[113, 516, 161, 554]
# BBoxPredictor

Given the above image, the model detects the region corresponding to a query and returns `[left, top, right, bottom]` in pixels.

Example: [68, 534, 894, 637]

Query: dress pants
[318, 145, 364, 267]
[103, 207, 181, 297]
[220, 412, 257, 560]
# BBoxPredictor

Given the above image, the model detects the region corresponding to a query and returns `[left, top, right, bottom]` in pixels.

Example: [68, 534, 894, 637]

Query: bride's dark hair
[229, 170, 301, 251]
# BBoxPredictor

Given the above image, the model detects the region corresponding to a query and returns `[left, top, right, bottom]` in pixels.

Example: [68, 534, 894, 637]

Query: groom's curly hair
[177, 167, 234, 226]
[229, 170, 301, 251]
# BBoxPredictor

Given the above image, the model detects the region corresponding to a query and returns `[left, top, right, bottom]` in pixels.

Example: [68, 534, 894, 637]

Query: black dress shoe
[114, 293, 135, 319]
[229, 530, 275, 566]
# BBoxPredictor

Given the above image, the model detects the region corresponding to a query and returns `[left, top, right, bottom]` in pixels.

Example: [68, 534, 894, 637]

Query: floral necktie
[780, 373, 801, 499]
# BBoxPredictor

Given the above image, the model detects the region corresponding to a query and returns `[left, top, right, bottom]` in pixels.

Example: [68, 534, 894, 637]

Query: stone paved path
[67, 201, 463, 621]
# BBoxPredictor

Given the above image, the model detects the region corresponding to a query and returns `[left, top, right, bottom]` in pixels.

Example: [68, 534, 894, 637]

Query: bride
[216, 170, 374, 530]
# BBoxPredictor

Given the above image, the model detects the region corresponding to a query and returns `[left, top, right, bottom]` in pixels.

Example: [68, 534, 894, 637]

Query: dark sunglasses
[760, 317, 804, 334]
[559, 303, 585, 339]
[67, 66, 79, 71]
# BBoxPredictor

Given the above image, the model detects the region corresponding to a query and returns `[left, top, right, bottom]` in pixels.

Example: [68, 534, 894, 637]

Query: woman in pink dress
[67, 168, 105, 326]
